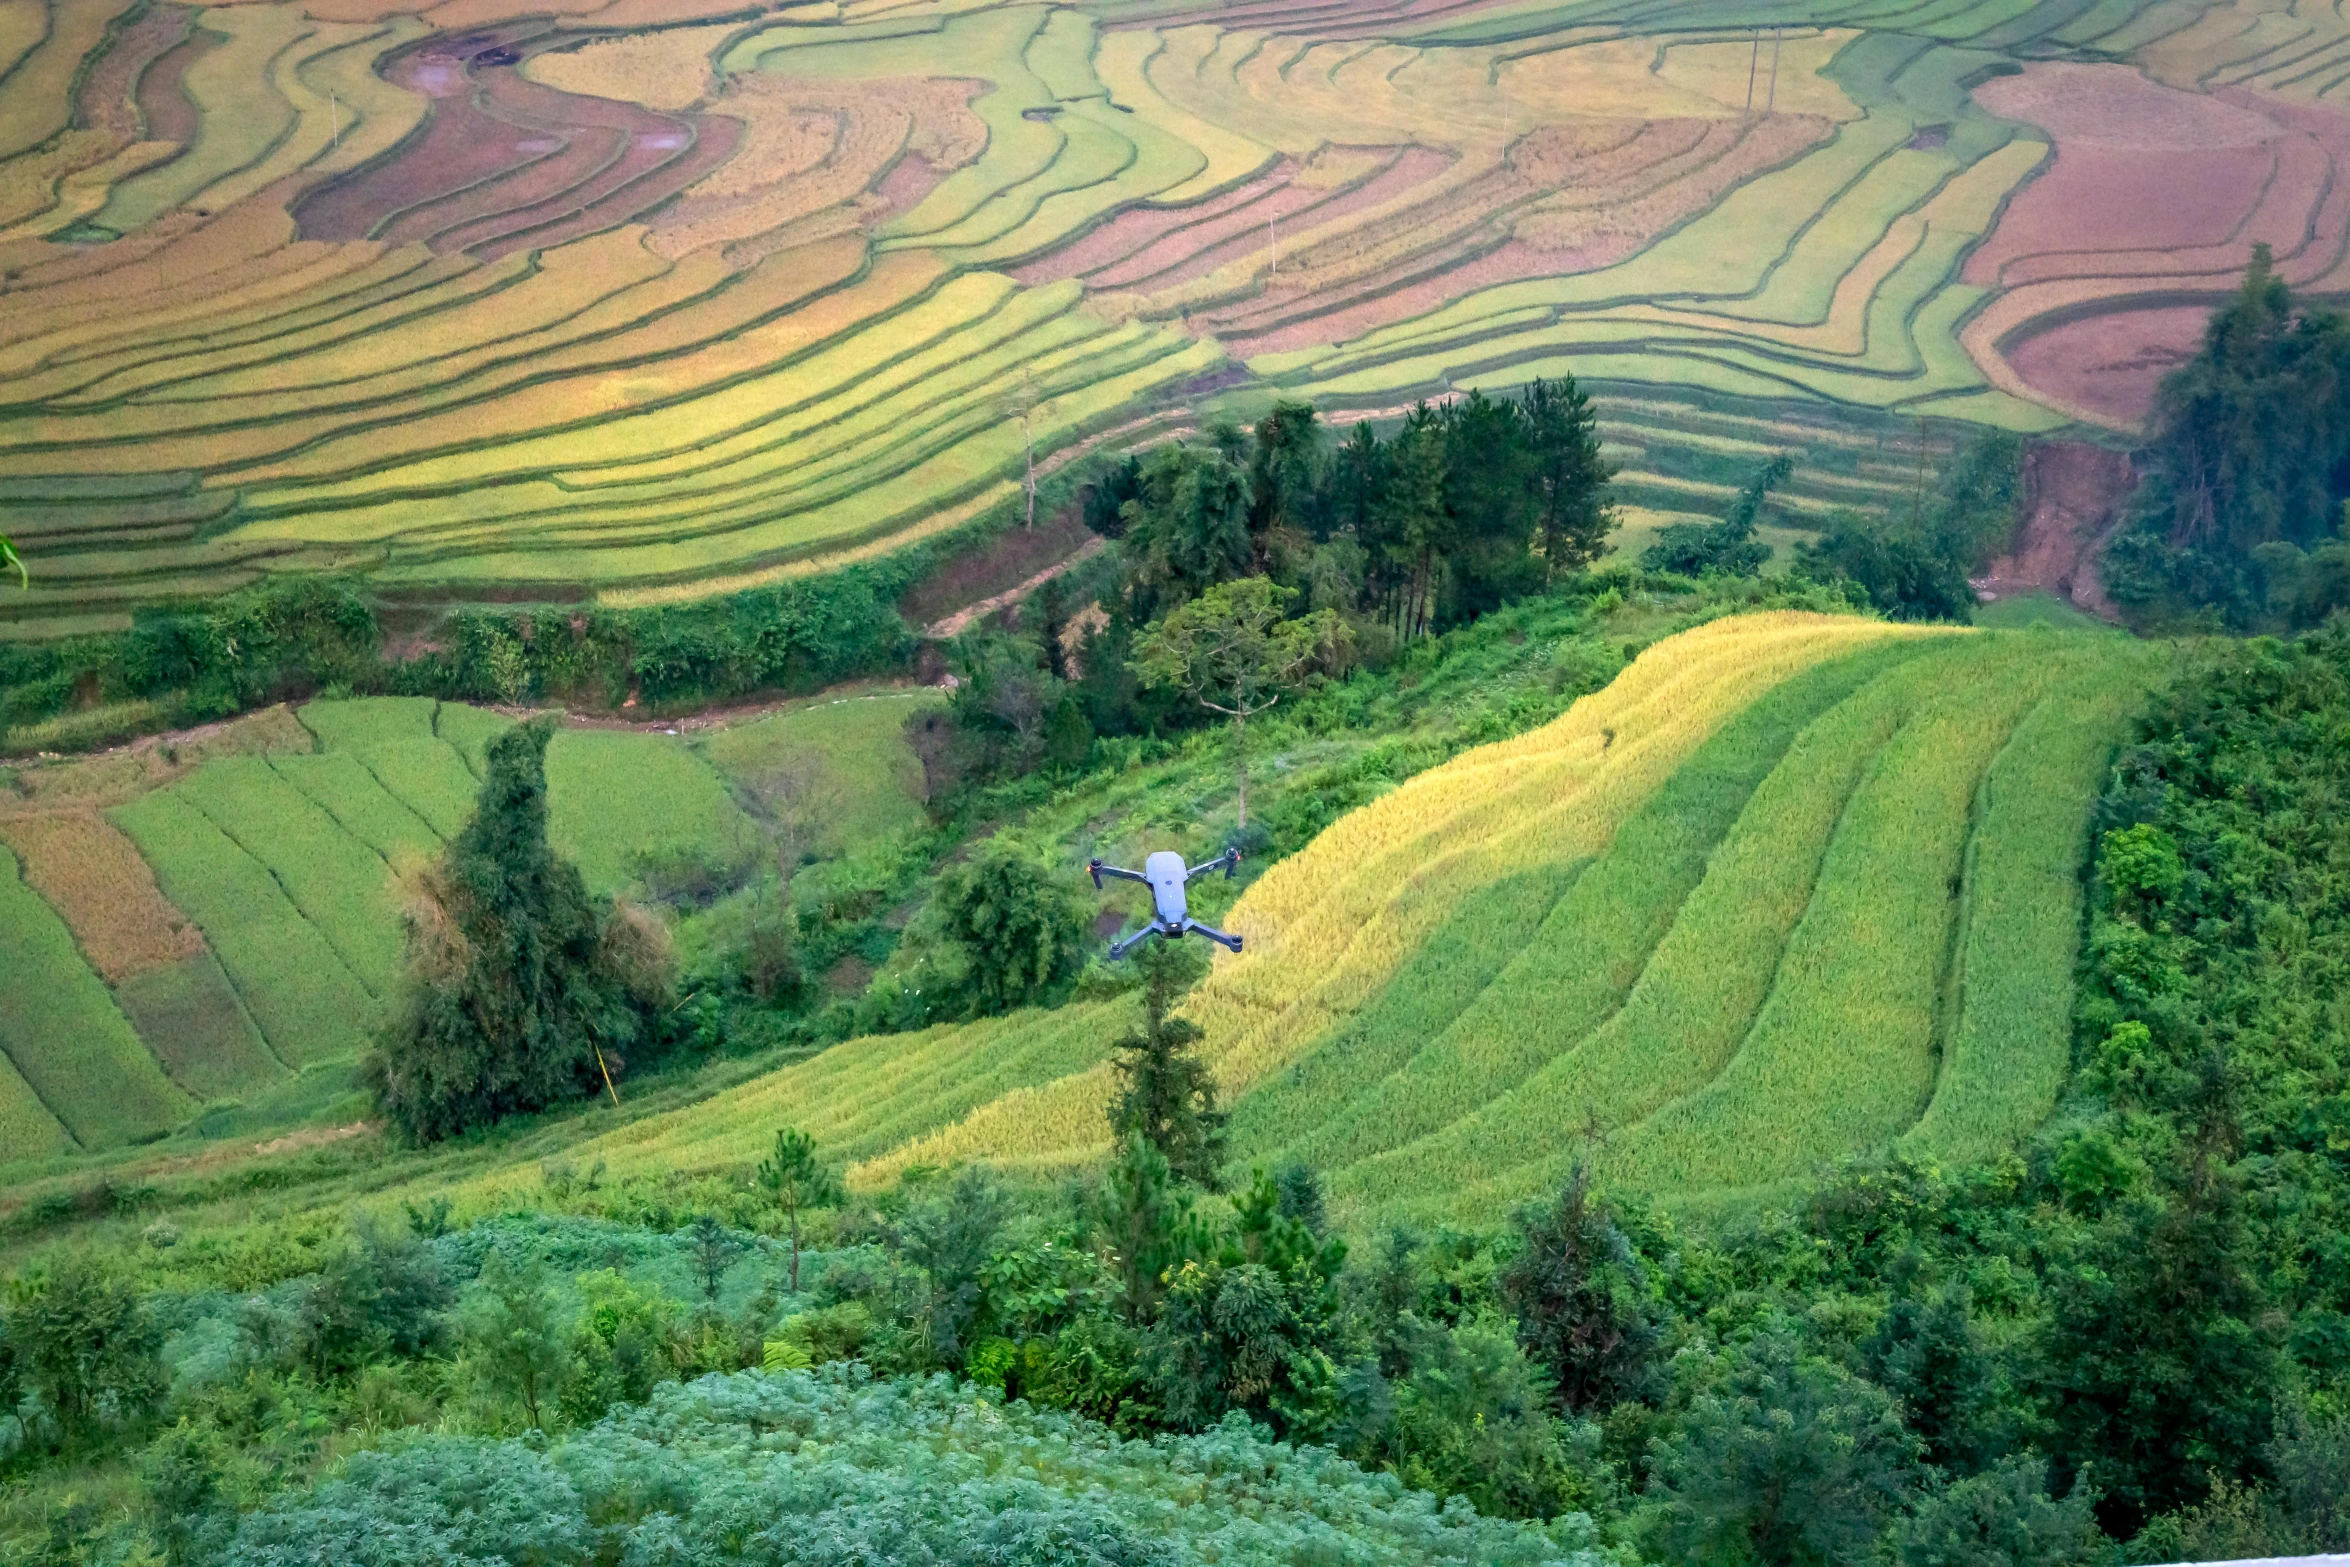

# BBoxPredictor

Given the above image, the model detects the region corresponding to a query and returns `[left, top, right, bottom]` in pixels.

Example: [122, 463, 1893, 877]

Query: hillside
[0, 0, 2319, 632]
[0, 688, 938, 1150]
[466, 611, 2164, 1218]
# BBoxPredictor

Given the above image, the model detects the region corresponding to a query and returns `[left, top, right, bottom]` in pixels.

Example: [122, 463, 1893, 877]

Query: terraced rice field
[467, 613, 2168, 1217]
[0, 689, 931, 1165]
[0, 0, 2310, 631]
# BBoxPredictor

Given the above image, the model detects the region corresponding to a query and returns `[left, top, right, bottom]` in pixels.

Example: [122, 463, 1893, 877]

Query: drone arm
[1183, 918, 1243, 954]
[1187, 847, 1242, 881]
[1108, 926, 1156, 960]
[1089, 859, 1149, 889]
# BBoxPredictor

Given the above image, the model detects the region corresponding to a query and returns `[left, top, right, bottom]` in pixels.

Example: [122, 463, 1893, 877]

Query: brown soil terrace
[1974, 439, 2135, 620]
[294, 26, 745, 260]
[1966, 62, 2350, 426]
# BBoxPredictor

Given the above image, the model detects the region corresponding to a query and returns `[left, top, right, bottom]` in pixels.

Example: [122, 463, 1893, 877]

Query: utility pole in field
[1745, 29, 1760, 114]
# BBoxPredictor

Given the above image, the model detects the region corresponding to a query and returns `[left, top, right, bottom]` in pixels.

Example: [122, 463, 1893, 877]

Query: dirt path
[925, 537, 1106, 638]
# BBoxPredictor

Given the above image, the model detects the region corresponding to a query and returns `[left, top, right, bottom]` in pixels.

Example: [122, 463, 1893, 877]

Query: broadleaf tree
[1130, 576, 1347, 826]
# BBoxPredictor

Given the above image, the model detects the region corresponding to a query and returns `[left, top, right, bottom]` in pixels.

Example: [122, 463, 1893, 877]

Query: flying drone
[1090, 848, 1243, 958]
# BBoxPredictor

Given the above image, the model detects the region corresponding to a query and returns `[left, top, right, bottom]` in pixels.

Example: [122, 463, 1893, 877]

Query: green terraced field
[520, 614, 2165, 1217]
[0, 692, 934, 1131]
[0, 843, 192, 1150]
[0, 0, 2273, 629]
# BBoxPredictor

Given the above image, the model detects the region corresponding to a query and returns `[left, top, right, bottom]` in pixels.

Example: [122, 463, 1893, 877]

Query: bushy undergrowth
[221, 1367, 1603, 1567]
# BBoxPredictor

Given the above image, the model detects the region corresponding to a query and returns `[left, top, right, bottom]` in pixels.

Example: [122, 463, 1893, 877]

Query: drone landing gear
[1105, 920, 1244, 959]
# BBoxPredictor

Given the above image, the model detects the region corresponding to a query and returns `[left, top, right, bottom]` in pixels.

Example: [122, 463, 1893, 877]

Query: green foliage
[1639, 1325, 1921, 1567]
[224, 1366, 1597, 1565]
[0, 534, 23, 591]
[1499, 1166, 1659, 1414]
[1131, 575, 1347, 823]
[1887, 1457, 2105, 1567]
[3, 558, 923, 753]
[1796, 431, 2024, 624]
[288, 1223, 452, 1380]
[365, 719, 668, 1143]
[1144, 1168, 1349, 1438]
[455, 1254, 568, 1431]
[2105, 248, 2350, 627]
[1107, 941, 1226, 1187]
[1526, 377, 1619, 578]
[930, 836, 1090, 1017]
[1094, 1132, 1191, 1326]
[1643, 455, 1791, 577]
[756, 1128, 844, 1294]
[3, 1256, 165, 1447]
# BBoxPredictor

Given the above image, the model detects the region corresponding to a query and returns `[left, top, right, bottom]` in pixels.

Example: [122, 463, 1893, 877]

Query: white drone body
[1090, 848, 1243, 958]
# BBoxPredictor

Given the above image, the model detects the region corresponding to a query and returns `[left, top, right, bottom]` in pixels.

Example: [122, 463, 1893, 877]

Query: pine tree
[757, 1127, 844, 1293]
[1107, 942, 1227, 1187]
[365, 718, 667, 1142]
[1524, 375, 1618, 576]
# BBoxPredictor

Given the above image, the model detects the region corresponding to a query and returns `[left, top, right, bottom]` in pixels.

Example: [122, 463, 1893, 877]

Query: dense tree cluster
[364, 719, 673, 1142]
[2106, 246, 2350, 627]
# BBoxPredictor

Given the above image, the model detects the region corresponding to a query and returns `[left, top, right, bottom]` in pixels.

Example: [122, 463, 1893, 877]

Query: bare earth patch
[1964, 62, 2350, 426]
[1974, 439, 2137, 620]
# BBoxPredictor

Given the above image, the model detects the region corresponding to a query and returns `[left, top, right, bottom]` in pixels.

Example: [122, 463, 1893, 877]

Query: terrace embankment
[1964, 61, 2350, 427]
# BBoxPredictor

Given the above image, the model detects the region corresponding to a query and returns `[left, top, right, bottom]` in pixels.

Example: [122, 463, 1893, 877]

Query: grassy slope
[488, 616, 2155, 1221]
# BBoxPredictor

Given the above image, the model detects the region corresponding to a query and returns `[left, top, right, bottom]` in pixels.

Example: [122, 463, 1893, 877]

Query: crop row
[0, 838, 193, 1151]
[829, 616, 1932, 1182]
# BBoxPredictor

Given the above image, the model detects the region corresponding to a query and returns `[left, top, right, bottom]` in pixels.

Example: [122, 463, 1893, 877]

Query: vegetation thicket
[2104, 248, 2350, 629]
[366, 719, 672, 1143]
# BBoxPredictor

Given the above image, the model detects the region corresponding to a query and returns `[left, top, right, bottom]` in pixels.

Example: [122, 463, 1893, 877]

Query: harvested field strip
[233, 268, 1022, 519]
[230, 321, 1146, 555]
[0, 810, 202, 981]
[1094, 29, 1274, 203]
[213, 239, 885, 487]
[1899, 641, 2167, 1165]
[10, 251, 471, 406]
[155, 234, 677, 402]
[1559, 639, 2072, 1200]
[488, 326, 1182, 542]
[1333, 637, 1989, 1213]
[115, 952, 285, 1103]
[1256, 635, 1935, 1178]
[0, 839, 192, 1148]
[0, 0, 136, 162]
[343, 339, 1224, 587]
[110, 788, 377, 1069]
[171, 759, 403, 999]
[0, 231, 380, 379]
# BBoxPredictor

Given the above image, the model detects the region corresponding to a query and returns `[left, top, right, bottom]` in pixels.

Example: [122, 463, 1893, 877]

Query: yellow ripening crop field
[449, 611, 2160, 1216]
